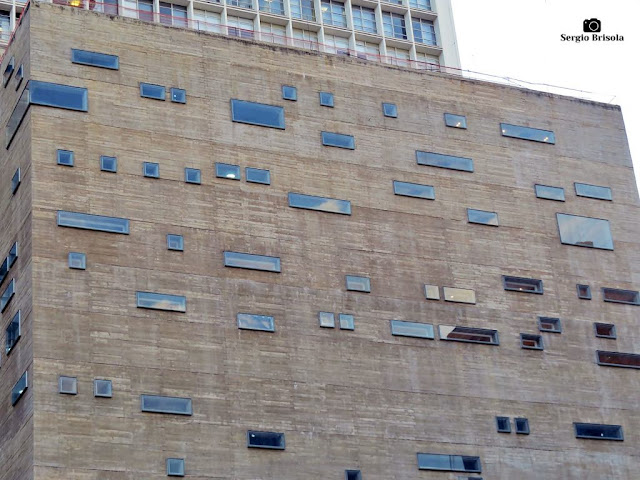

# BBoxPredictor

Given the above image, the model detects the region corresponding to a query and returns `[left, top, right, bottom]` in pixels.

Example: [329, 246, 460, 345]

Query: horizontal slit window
[1, 278, 16, 312]
[288, 192, 351, 215]
[100, 155, 117, 172]
[322, 131, 355, 150]
[231, 99, 285, 129]
[534, 184, 565, 201]
[390, 320, 434, 339]
[167, 234, 184, 251]
[29, 80, 88, 111]
[443, 287, 476, 304]
[216, 162, 241, 180]
[439, 325, 499, 345]
[140, 82, 166, 100]
[502, 275, 543, 294]
[467, 208, 498, 226]
[444, 113, 467, 129]
[247, 430, 285, 449]
[557, 213, 614, 250]
[596, 350, 640, 369]
[12, 371, 28, 406]
[417, 453, 481, 473]
[575, 183, 612, 201]
[538, 317, 562, 333]
[71, 48, 119, 69]
[136, 291, 186, 312]
[594, 323, 616, 339]
[520, 333, 543, 350]
[574, 423, 623, 441]
[57, 211, 130, 234]
[393, 180, 435, 200]
[500, 123, 555, 144]
[6, 310, 21, 354]
[416, 151, 474, 172]
[237, 313, 275, 332]
[141, 394, 192, 415]
[223, 251, 281, 272]
[345, 275, 370, 293]
[602, 287, 639, 305]
[167, 458, 185, 477]
[246, 167, 271, 185]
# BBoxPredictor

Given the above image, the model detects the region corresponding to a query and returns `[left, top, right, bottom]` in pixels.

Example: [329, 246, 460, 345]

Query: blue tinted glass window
[30, 80, 88, 111]
[467, 209, 499, 226]
[15, 64, 24, 89]
[237, 313, 275, 332]
[383, 102, 397, 118]
[1, 242, 18, 286]
[500, 123, 555, 144]
[185, 167, 201, 184]
[57, 149, 74, 166]
[535, 184, 564, 201]
[57, 211, 130, 234]
[141, 394, 192, 415]
[1, 279, 16, 312]
[246, 167, 271, 185]
[3, 56, 14, 87]
[417, 453, 481, 473]
[71, 49, 119, 70]
[282, 85, 297, 101]
[136, 291, 186, 312]
[288, 192, 351, 215]
[390, 320, 434, 339]
[319, 91, 334, 107]
[393, 181, 435, 200]
[216, 163, 241, 180]
[416, 151, 473, 172]
[100, 155, 117, 172]
[167, 458, 185, 477]
[68, 252, 87, 270]
[11, 371, 28, 406]
[224, 251, 281, 272]
[140, 83, 166, 100]
[94, 379, 113, 398]
[170, 87, 186, 104]
[575, 183, 612, 201]
[247, 431, 285, 449]
[345, 275, 370, 292]
[556, 213, 613, 250]
[5, 85, 30, 148]
[444, 113, 467, 129]
[339, 313, 355, 330]
[12, 168, 21, 194]
[167, 234, 184, 251]
[321, 131, 355, 150]
[230, 99, 286, 129]
[6, 310, 21, 354]
[143, 162, 159, 178]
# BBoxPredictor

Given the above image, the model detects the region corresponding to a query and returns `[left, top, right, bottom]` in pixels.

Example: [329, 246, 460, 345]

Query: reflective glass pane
[59, 376, 78, 395]
[416, 151, 474, 172]
[467, 209, 499, 226]
[140, 82, 166, 100]
[496, 416, 511, 433]
[319, 91, 334, 107]
[321, 131, 355, 150]
[442, 287, 476, 304]
[230, 99, 285, 129]
[6, 310, 21, 354]
[393, 181, 435, 200]
[71, 49, 119, 69]
[100, 155, 117, 172]
[556, 213, 613, 250]
[141, 394, 192, 415]
[575, 183, 612, 201]
[167, 458, 185, 476]
[318, 311, 335, 328]
[383, 102, 397, 118]
[94, 379, 113, 397]
[1, 279, 16, 312]
[500, 123, 555, 144]
[282, 85, 297, 101]
[439, 325, 499, 345]
[345, 275, 370, 292]
[167, 234, 184, 251]
[11, 371, 28, 405]
[6, 85, 30, 148]
[424, 284, 440, 300]
[390, 320, 434, 339]
[444, 113, 467, 129]
[538, 317, 562, 333]
[577, 284, 592, 299]
[247, 431, 285, 449]
[417, 453, 451, 471]
[216, 163, 241, 180]
[170, 87, 186, 104]
[136, 291, 187, 312]
[143, 162, 159, 178]
[30, 80, 88, 111]
[11, 168, 20, 194]
[223, 251, 281, 272]
[57, 149, 74, 166]
[68, 252, 87, 270]
[288, 192, 351, 215]
[246, 167, 271, 185]
[237, 313, 275, 332]
[185, 168, 201, 184]
[594, 323, 616, 338]
[57, 211, 130, 234]
[339, 313, 355, 330]
[535, 184, 565, 201]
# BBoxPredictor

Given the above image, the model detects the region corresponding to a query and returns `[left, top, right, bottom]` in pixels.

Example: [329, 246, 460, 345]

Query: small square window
[68, 252, 86, 270]
[382, 102, 397, 118]
[319, 311, 335, 328]
[170, 87, 186, 104]
[167, 234, 184, 251]
[345, 470, 362, 480]
[59, 376, 78, 395]
[57, 149, 74, 167]
[245, 167, 271, 185]
[143, 162, 159, 178]
[94, 379, 113, 398]
[15, 64, 24, 90]
[339, 313, 355, 331]
[166, 458, 185, 477]
[215, 163, 241, 180]
[520, 334, 543, 350]
[515, 417, 530, 435]
[496, 416, 511, 433]
[282, 85, 297, 101]
[538, 317, 561, 333]
[12, 168, 21, 194]
[319, 91, 334, 107]
[100, 155, 117, 172]
[594, 323, 616, 339]
[577, 284, 591, 300]
[185, 168, 201, 184]
[424, 284, 440, 300]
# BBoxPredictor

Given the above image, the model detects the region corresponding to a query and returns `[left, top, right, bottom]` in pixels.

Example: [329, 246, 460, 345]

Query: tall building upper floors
[0, 2, 639, 479]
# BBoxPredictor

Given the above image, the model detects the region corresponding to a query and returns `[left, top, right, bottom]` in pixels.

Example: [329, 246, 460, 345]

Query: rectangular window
[159, 2, 188, 27]
[339, 314, 355, 330]
[193, 9, 222, 32]
[141, 394, 193, 415]
[261, 22, 287, 45]
[390, 320, 434, 339]
[12, 371, 28, 406]
[321, 0, 347, 28]
[355, 40, 380, 61]
[59, 376, 78, 395]
[227, 0, 253, 8]
[14, 64, 23, 90]
[442, 287, 476, 304]
[143, 162, 160, 178]
[345, 275, 370, 293]
[345, 471, 362, 480]
[496, 416, 511, 433]
[574, 423, 623, 441]
[352, 5, 377, 33]
[140, 83, 166, 100]
[577, 284, 592, 300]
[290, 0, 315, 21]
[444, 113, 467, 129]
[594, 323, 616, 339]
[575, 183, 612, 201]
[557, 213, 613, 250]
[386, 46, 410, 67]
[71, 49, 119, 70]
[321, 131, 355, 150]
[282, 85, 297, 101]
[237, 313, 275, 332]
[502, 275, 543, 294]
[68, 252, 87, 270]
[223, 251, 281, 273]
[247, 430, 285, 449]
[424, 284, 440, 300]
[393, 181, 435, 200]
[412, 18, 437, 45]
[467, 209, 499, 226]
[246, 167, 271, 185]
[227, 15, 255, 39]
[319, 91, 334, 107]
[3, 55, 14, 87]
[383, 103, 398, 118]
[100, 155, 117, 172]
[1, 278, 15, 312]
[30, 80, 89, 111]
[6, 310, 21, 354]
[94, 379, 113, 398]
[6, 83, 30, 148]
[0, 13, 10, 43]
[12, 168, 21, 194]
[534, 184, 565, 201]
[596, 351, 640, 369]
[500, 123, 555, 144]
[325, 34, 350, 56]
[602, 288, 639, 305]
[409, 0, 431, 10]
[520, 334, 543, 350]
[438, 325, 499, 345]
[170, 88, 186, 104]
[136, 291, 187, 312]
[230, 99, 285, 129]
[383, 12, 407, 39]
[515, 418, 530, 434]
[167, 234, 184, 251]
[417, 453, 482, 473]
[318, 311, 335, 328]
[185, 168, 201, 184]
[538, 317, 562, 333]
[0, 242, 18, 286]
[57, 149, 74, 166]
[215, 162, 241, 180]
[259, 0, 285, 15]
[288, 192, 351, 215]
[57, 211, 130, 234]
[416, 151, 474, 172]
[167, 458, 185, 477]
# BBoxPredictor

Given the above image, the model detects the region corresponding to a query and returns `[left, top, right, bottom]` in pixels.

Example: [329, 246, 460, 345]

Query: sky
[450, 0, 640, 195]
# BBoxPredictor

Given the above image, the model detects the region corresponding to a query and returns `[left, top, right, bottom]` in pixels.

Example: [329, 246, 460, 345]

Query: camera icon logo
[583, 18, 601, 32]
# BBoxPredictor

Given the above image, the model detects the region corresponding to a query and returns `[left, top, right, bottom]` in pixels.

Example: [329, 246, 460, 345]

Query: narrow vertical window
[5, 310, 21, 354]
[11, 167, 21, 194]
[216, 163, 241, 180]
[11, 371, 28, 406]
[515, 418, 530, 434]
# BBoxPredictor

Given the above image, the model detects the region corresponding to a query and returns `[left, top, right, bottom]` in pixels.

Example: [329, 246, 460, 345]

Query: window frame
[139, 82, 166, 100]
[467, 208, 499, 227]
[170, 87, 186, 104]
[247, 430, 286, 450]
[11, 167, 21, 194]
[282, 85, 297, 101]
[534, 184, 565, 201]
[57, 211, 130, 234]
[58, 375, 78, 395]
[94, 379, 113, 398]
[417, 453, 482, 473]
[57, 149, 75, 167]
[184, 167, 202, 184]
[223, 251, 282, 273]
[500, 123, 555, 144]
[68, 252, 87, 270]
[514, 417, 530, 435]
[393, 180, 435, 200]
[438, 325, 499, 346]
[574, 422, 623, 441]
[245, 167, 271, 185]
[167, 458, 185, 477]
[321, 131, 355, 150]
[136, 291, 187, 313]
[576, 284, 592, 300]
[538, 317, 562, 333]
[237, 313, 276, 332]
[288, 192, 352, 215]
[596, 350, 640, 369]
[71, 48, 120, 70]
[140, 394, 193, 415]
[167, 234, 184, 251]
[594, 323, 616, 339]
[11, 371, 28, 406]
[390, 319, 435, 339]
[444, 113, 467, 129]
[318, 311, 336, 328]
[574, 182, 612, 201]
[416, 151, 474, 172]
[502, 275, 543, 295]
[496, 416, 511, 433]
[339, 313, 355, 330]
[215, 162, 241, 180]
[230, 99, 286, 129]
[319, 91, 334, 107]
[601, 287, 639, 305]
[100, 155, 117, 172]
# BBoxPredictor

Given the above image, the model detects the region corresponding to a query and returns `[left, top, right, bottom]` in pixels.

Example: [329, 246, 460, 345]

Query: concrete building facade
[1, 2, 639, 479]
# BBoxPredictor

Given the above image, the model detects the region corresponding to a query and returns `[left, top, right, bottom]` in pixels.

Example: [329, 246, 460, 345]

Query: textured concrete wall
[8, 2, 640, 479]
